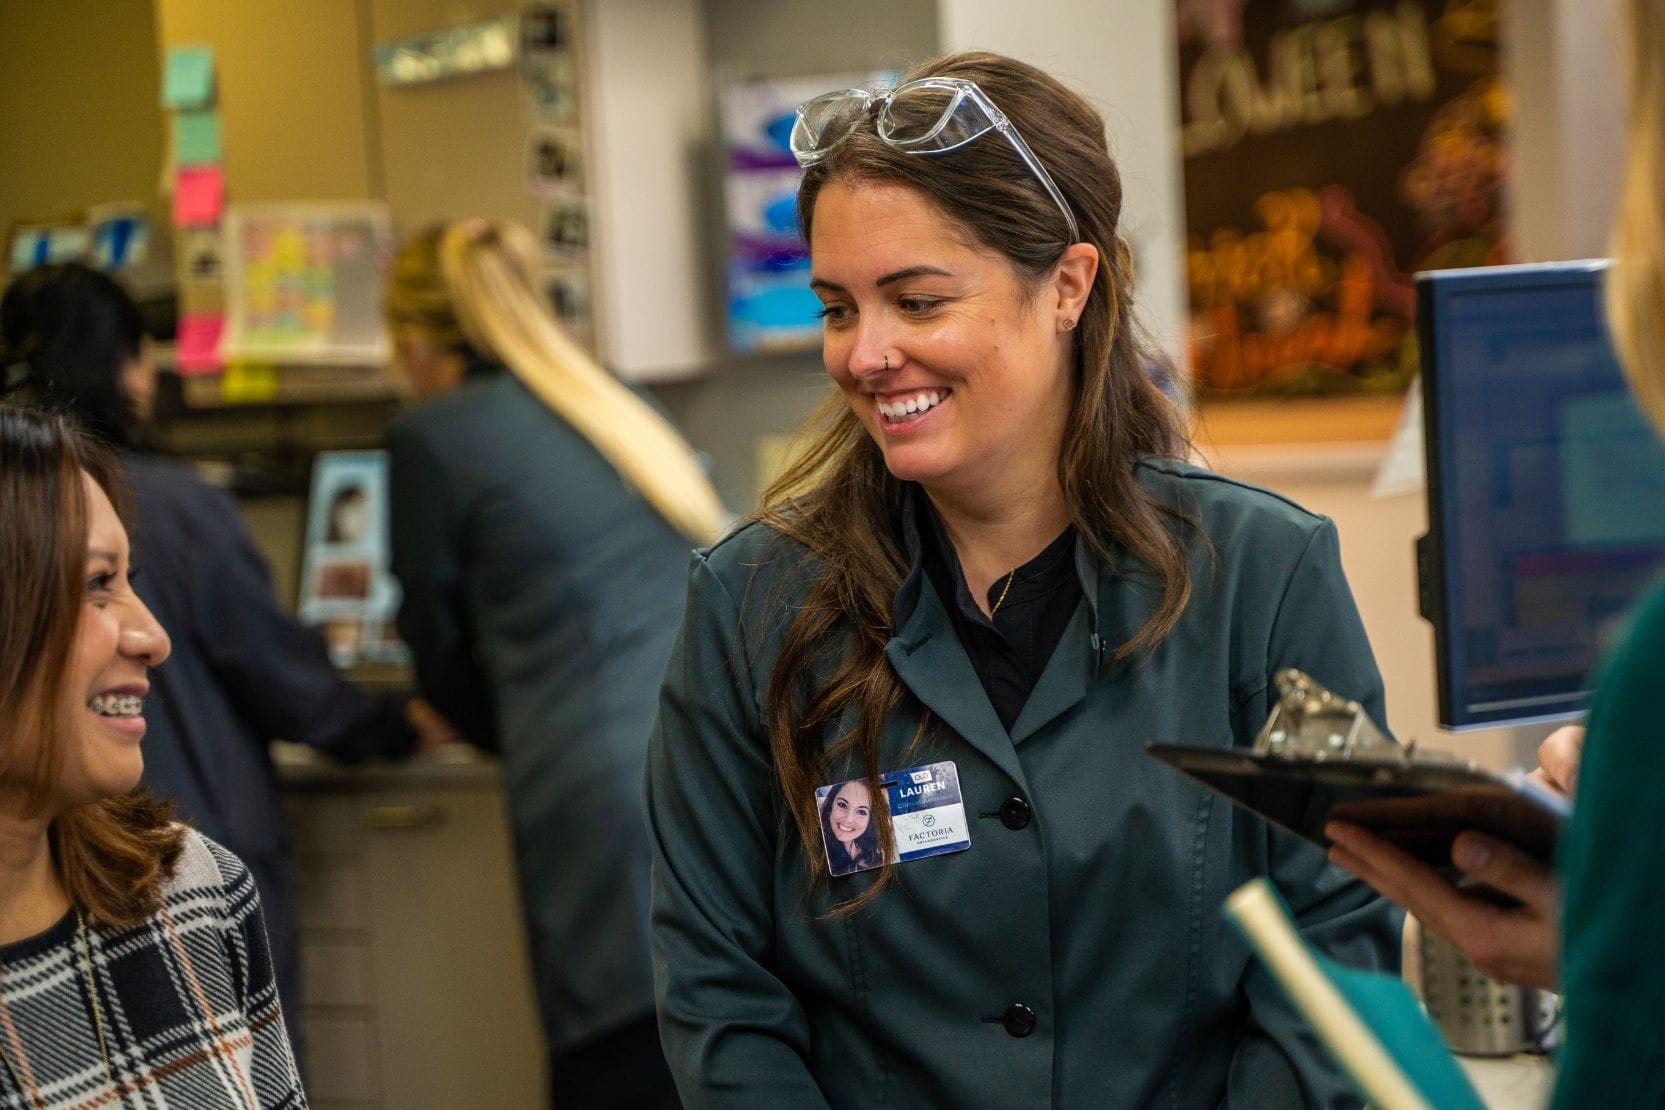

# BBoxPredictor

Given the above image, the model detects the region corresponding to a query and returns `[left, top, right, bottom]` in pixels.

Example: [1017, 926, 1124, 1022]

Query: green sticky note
[163, 45, 215, 109]
[174, 110, 222, 165]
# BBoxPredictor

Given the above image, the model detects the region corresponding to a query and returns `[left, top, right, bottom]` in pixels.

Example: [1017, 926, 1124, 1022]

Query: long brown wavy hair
[0, 408, 183, 928]
[760, 52, 1195, 911]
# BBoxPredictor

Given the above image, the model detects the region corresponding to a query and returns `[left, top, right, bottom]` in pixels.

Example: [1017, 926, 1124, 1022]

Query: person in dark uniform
[382, 219, 725, 1109]
[0, 263, 446, 1046]
[645, 52, 1401, 1107]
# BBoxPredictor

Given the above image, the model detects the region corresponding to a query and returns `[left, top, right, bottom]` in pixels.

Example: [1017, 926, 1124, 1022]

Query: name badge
[816, 761, 970, 877]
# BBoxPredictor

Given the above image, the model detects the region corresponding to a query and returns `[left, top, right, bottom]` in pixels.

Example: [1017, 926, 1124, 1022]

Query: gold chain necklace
[989, 569, 1018, 617]
[0, 911, 116, 1107]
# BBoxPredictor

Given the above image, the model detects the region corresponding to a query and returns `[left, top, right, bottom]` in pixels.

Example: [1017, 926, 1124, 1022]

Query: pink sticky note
[176, 313, 225, 375]
[173, 166, 225, 228]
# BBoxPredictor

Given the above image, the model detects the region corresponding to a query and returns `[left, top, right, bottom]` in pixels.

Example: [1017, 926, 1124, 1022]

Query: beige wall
[0, 2, 165, 233]
[152, 0, 376, 202]
[369, 0, 541, 235]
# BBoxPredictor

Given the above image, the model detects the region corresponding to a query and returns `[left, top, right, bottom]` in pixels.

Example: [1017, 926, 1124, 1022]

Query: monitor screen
[1417, 260, 1665, 730]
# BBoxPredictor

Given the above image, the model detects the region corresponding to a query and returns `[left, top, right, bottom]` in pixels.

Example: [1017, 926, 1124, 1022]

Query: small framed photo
[522, 52, 578, 122]
[527, 127, 582, 196]
[521, 3, 572, 52]
[541, 198, 589, 260]
[545, 266, 590, 326]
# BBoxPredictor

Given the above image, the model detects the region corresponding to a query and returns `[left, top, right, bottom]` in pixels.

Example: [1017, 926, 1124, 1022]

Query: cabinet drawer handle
[367, 803, 445, 830]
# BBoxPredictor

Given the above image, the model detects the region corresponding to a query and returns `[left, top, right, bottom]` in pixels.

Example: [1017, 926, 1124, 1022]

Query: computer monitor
[1416, 259, 1665, 730]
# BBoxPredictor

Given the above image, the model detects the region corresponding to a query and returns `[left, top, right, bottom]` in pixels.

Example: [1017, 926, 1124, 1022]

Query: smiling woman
[808, 179, 1089, 504]
[647, 50, 1400, 1109]
[818, 779, 879, 876]
[0, 408, 304, 1108]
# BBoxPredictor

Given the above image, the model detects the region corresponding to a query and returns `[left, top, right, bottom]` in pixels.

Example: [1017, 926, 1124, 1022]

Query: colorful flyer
[296, 451, 411, 667]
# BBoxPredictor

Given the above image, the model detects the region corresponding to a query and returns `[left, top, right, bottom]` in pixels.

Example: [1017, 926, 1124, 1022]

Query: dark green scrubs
[647, 460, 1401, 1108]
[387, 371, 692, 1059]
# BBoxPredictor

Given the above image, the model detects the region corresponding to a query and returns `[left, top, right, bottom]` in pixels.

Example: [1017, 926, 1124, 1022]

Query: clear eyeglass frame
[789, 76, 1080, 244]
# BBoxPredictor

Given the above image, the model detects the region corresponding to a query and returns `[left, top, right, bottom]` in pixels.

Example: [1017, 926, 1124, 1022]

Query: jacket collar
[884, 485, 1159, 759]
[890, 483, 1105, 655]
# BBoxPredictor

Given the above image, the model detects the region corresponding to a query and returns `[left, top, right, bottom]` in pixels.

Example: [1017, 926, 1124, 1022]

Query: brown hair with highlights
[0, 408, 183, 928]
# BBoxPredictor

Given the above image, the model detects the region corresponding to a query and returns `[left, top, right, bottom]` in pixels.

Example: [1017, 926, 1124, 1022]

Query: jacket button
[998, 795, 1031, 830]
[1002, 1003, 1036, 1038]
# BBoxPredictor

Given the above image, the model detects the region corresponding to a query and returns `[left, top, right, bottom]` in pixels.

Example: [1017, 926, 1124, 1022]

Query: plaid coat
[0, 828, 305, 1108]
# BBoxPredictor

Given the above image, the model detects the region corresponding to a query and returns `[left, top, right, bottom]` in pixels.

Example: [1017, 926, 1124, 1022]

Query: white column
[1501, 0, 1626, 261]
[936, 0, 1190, 375]
[583, 0, 716, 380]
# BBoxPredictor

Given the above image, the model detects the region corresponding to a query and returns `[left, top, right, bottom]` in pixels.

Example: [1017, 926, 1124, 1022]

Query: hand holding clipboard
[1146, 669, 1570, 868]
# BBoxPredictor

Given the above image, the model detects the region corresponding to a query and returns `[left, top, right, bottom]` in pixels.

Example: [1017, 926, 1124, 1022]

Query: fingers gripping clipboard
[1147, 670, 1569, 866]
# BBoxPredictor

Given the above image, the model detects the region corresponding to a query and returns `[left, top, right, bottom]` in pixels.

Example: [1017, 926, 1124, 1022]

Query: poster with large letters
[1178, 0, 1507, 397]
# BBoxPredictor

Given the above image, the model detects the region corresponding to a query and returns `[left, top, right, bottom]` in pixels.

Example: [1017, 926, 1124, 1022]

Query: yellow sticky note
[220, 360, 280, 404]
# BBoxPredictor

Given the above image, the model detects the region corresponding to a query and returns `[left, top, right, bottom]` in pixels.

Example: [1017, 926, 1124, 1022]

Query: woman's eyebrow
[810, 266, 956, 294]
[86, 547, 120, 564]
[876, 265, 952, 287]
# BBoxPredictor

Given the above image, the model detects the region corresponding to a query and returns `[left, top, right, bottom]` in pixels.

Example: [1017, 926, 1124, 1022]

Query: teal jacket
[1553, 578, 1665, 1107]
[646, 461, 1400, 1108]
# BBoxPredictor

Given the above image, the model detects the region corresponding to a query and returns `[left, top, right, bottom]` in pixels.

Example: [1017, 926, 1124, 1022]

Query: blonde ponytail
[397, 220, 725, 545]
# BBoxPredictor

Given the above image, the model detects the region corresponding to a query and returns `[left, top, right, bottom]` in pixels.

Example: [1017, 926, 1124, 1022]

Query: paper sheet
[1371, 376, 1425, 499]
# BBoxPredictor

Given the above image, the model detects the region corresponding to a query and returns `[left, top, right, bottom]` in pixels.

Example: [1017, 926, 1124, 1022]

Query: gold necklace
[989, 569, 1018, 617]
[0, 910, 115, 1107]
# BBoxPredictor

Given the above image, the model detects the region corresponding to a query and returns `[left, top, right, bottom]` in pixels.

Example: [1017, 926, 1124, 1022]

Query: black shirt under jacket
[917, 497, 1081, 732]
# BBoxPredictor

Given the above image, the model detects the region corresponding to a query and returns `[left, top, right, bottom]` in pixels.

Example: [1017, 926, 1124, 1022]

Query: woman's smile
[875, 387, 952, 429]
[86, 684, 149, 739]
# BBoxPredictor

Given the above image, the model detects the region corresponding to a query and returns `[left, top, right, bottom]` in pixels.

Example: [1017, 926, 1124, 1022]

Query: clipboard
[1147, 670, 1570, 866]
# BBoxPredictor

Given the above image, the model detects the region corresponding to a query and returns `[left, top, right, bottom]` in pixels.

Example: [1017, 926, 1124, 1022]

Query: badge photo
[815, 761, 971, 877]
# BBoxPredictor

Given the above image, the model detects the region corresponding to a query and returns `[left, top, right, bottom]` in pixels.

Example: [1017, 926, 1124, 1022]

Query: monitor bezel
[1416, 258, 1610, 731]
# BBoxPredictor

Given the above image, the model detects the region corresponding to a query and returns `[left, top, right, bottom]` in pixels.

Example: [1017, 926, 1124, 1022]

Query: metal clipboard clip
[1254, 669, 1408, 762]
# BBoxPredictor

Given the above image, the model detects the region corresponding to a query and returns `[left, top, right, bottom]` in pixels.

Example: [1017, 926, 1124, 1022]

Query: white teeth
[88, 694, 143, 717]
[878, 391, 948, 421]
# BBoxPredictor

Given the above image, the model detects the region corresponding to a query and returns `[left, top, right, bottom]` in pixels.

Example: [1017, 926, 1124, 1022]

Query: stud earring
[1062, 318, 1077, 332]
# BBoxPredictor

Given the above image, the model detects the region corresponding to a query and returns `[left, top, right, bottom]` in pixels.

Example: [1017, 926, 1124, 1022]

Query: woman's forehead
[809, 180, 974, 270]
